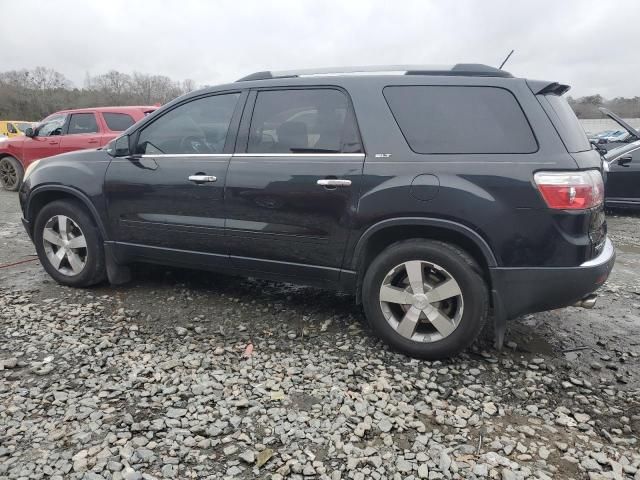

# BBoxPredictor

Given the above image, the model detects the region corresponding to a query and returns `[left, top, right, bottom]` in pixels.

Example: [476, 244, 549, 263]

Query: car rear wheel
[0, 156, 24, 191]
[362, 239, 488, 359]
[34, 200, 106, 287]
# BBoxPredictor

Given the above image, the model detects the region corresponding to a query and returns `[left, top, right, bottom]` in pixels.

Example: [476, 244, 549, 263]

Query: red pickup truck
[0, 106, 157, 190]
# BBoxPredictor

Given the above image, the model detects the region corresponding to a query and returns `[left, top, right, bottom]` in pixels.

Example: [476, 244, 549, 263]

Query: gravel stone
[0, 193, 638, 480]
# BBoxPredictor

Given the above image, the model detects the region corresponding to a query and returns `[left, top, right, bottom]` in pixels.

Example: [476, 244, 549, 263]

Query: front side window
[67, 113, 99, 135]
[7, 123, 17, 134]
[247, 89, 362, 154]
[384, 86, 537, 154]
[36, 114, 67, 137]
[136, 93, 240, 155]
[103, 112, 136, 132]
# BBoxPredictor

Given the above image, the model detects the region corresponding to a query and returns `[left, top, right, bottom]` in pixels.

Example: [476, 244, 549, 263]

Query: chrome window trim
[140, 154, 231, 158]
[137, 153, 365, 158]
[233, 153, 365, 158]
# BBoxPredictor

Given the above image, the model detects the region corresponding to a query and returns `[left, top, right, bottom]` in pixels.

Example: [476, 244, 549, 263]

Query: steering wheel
[180, 136, 210, 154]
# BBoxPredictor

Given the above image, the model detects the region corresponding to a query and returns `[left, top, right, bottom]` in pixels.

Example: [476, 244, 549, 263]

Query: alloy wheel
[0, 159, 17, 189]
[379, 260, 464, 342]
[42, 215, 88, 276]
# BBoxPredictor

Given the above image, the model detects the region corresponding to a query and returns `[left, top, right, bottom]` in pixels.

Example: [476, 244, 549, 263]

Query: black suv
[19, 64, 615, 359]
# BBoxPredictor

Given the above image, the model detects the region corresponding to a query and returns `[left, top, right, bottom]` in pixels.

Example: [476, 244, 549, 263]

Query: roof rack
[236, 64, 513, 82]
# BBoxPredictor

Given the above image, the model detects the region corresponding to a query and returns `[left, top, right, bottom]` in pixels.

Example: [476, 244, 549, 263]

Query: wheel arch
[351, 217, 497, 303]
[26, 186, 109, 241]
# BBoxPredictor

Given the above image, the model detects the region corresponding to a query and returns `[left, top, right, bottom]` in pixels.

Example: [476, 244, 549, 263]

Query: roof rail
[236, 64, 513, 82]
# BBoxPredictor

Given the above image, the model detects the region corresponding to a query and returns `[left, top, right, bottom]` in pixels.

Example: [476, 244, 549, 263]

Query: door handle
[188, 175, 217, 183]
[619, 156, 632, 167]
[49, 141, 58, 145]
[88, 139, 99, 144]
[317, 179, 352, 188]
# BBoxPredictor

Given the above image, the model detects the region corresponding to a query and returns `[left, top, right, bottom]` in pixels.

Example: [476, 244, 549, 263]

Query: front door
[23, 113, 67, 163]
[59, 112, 102, 152]
[104, 91, 245, 268]
[608, 147, 640, 203]
[225, 87, 365, 281]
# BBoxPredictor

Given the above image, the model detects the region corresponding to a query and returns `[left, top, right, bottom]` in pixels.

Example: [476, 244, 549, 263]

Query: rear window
[537, 94, 591, 153]
[383, 86, 537, 154]
[103, 112, 136, 131]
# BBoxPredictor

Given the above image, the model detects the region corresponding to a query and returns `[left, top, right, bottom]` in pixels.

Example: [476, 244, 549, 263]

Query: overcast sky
[2, 0, 637, 98]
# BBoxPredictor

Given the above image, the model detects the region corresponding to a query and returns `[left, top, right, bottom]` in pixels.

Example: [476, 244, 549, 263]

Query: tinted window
[67, 113, 99, 135]
[103, 112, 136, 131]
[247, 89, 361, 153]
[37, 114, 67, 137]
[538, 94, 591, 153]
[384, 86, 537, 154]
[136, 93, 240, 155]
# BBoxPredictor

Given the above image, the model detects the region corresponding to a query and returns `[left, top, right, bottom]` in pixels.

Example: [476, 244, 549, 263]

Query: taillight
[534, 170, 604, 210]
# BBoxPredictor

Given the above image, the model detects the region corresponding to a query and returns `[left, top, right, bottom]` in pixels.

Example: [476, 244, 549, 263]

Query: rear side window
[383, 86, 537, 154]
[247, 89, 362, 154]
[67, 113, 99, 135]
[537, 94, 591, 153]
[103, 112, 136, 131]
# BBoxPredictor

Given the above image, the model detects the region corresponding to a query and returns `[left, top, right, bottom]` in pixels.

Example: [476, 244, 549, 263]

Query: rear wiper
[289, 147, 340, 153]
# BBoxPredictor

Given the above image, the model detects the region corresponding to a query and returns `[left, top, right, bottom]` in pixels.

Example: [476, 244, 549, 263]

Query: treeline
[568, 95, 640, 119]
[3, 67, 640, 121]
[0, 67, 196, 120]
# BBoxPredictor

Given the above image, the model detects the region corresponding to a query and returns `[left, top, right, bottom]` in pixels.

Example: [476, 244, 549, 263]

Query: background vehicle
[0, 120, 35, 138]
[19, 64, 614, 359]
[590, 108, 640, 152]
[605, 140, 640, 209]
[0, 106, 157, 191]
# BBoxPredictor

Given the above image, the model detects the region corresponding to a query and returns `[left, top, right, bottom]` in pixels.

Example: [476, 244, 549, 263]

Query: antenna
[499, 50, 515, 70]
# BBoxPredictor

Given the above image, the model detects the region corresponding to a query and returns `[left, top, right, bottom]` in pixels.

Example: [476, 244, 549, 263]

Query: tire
[362, 239, 488, 360]
[0, 156, 24, 191]
[33, 200, 106, 287]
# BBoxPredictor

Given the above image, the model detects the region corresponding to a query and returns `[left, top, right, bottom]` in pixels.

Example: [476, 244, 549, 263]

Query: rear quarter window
[383, 85, 538, 154]
[103, 112, 136, 131]
[537, 94, 591, 153]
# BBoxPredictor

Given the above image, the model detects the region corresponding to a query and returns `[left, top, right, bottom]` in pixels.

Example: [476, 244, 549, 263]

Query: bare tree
[0, 66, 201, 120]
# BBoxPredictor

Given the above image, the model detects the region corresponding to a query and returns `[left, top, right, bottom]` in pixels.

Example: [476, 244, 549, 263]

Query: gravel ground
[1, 189, 639, 480]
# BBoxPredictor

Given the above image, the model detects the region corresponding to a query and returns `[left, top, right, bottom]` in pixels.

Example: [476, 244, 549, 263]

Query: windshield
[15, 122, 32, 132]
[605, 140, 640, 160]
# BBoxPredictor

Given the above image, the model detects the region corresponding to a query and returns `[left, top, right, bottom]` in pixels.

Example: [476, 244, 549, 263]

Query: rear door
[225, 87, 365, 281]
[59, 112, 102, 152]
[104, 91, 245, 266]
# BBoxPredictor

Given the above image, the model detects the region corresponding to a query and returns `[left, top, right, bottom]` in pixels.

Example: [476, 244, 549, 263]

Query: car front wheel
[362, 239, 488, 359]
[34, 200, 106, 287]
[0, 156, 24, 191]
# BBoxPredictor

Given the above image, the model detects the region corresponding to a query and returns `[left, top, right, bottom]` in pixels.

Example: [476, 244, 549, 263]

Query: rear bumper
[490, 237, 615, 320]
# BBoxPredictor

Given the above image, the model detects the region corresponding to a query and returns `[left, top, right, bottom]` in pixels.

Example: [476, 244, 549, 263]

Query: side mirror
[24, 127, 35, 138]
[107, 135, 131, 157]
[619, 155, 632, 166]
